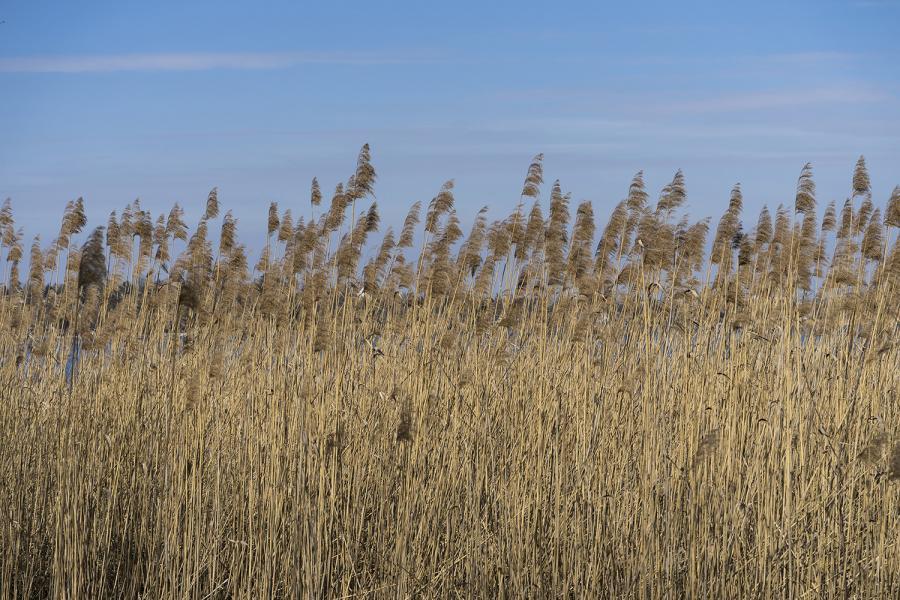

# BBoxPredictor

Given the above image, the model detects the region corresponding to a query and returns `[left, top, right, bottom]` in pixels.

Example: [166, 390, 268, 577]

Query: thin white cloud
[763, 51, 860, 64]
[486, 117, 822, 139]
[613, 51, 861, 69]
[663, 88, 890, 113]
[485, 85, 893, 115]
[0, 51, 434, 73]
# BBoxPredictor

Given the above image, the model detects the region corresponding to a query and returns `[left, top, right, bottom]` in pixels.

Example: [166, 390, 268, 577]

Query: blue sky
[1, 0, 899, 254]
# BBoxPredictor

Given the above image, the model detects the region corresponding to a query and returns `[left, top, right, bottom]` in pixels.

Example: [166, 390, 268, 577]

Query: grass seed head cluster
[1, 147, 899, 597]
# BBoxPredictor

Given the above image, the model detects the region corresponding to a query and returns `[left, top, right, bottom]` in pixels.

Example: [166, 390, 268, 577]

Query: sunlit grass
[1, 148, 898, 597]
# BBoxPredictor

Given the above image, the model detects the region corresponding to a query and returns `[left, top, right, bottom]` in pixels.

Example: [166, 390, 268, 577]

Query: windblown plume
[680, 218, 710, 273]
[766, 205, 790, 284]
[364, 202, 380, 234]
[567, 201, 595, 281]
[635, 211, 672, 271]
[838, 199, 853, 239]
[795, 212, 818, 290]
[204, 187, 219, 220]
[626, 171, 649, 213]
[822, 200, 837, 233]
[458, 206, 489, 277]
[521, 153, 544, 198]
[712, 184, 743, 266]
[795, 163, 816, 214]
[861, 209, 883, 262]
[177, 275, 202, 314]
[27, 236, 43, 296]
[268, 202, 280, 237]
[181, 219, 213, 281]
[656, 170, 687, 217]
[349, 143, 376, 201]
[441, 210, 463, 247]
[8, 260, 20, 290]
[545, 180, 570, 279]
[119, 203, 134, 240]
[737, 232, 754, 267]
[4, 226, 22, 266]
[398, 201, 421, 249]
[62, 197, 87, 239]
[487, 219, 512, 260]
[885, 186, 900, 229]
[134, 209, 154, 263]
[755, 205, 773, 248]
[153, 215, 170, 265]
[219, 211, 237, 257]
[473, 256, 496, 297]
[772, 205, 790, 248]
[524, 201, 545, 258]
[226, 244, 248, 284]
[106, 212, 119, 250]
[887, 238, 900, 285]
[321, 184, 349, 233]
[857, 196, 874, 232]
[362, 228, 395, 292]
[310, 177, 322, 207]
[2, 222, 18, 252]
[852, 155, 871, 198]
[254, 245, 272, 274]
[425, 180, 455, 234]
[166, 204, 188, 242]
[278, 209, 294, 243]
[0, 198, 12, 236]
[425, 209, 462, 297]
[508, 204, 527, 260]
[77, 227, 106, 292]
[336, 202, 380, 283]
[106, 211, 129, 262]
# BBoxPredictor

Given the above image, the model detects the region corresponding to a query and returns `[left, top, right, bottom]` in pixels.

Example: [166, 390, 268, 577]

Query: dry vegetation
[1, 147, 899, 598]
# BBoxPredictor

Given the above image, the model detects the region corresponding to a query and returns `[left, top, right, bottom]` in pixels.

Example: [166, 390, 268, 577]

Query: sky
[1, 0, 899, 257]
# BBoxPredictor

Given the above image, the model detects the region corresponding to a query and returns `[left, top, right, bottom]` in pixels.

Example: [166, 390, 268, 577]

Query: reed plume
[795, 163, 816, 214]
[852, 155, 871, 199]
[2, 149, 899, 599]
[204, 187, 220, 220]
[886, 186, 900, 229]
[77, 227, 106, 293]
[267, 202, 280, 238]
[310, 177, 322, 207]
[545, 180, 570, 284]
[822, 200, 837, 233]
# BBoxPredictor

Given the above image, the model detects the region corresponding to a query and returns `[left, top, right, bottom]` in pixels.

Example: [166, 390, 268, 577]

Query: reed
[0, 147, 898, 598]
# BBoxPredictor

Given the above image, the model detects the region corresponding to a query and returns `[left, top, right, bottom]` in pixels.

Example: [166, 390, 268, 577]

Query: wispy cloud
[763, 51, 860, 64]
[485, 117, 822, 139]
[663, 88, 890, 112]
[485, 84, 892, 115]
[612, 50, 862, 69]
[0, 51, 435, 73]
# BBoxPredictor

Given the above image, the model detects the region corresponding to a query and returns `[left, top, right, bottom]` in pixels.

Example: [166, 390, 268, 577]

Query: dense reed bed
[1, 147, 899, 597]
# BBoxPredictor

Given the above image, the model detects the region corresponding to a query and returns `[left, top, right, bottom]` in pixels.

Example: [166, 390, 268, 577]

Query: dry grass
[1, 149, 899, 598]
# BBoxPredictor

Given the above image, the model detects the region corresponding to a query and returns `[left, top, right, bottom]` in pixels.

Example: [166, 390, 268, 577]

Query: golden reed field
[1, 146, 899, 598]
